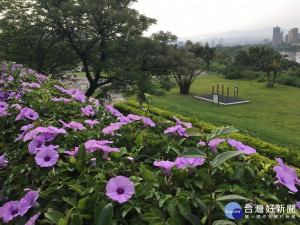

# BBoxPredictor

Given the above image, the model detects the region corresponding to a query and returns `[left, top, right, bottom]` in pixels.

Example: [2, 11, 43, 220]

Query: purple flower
[173, 116, 192, 128]
[174, 157, 205, 169]
[84, 140, 114, 153]
[106, 176, 135, 203]
[0, 101, 9, 111]
[51, 97, 73, 103]
[99, 145, 120, 160]
[19, 191, 39, 216]
[23, 126, 66, 142]
[22, 82, 41, 88]
[102, 123, 122, 136]
[28, 136, 46, 154]
[164, 125, 189, 137]
[94, 99, 100, 106]
[21, 123, 35, 132]
[54, 85, 67, 93]
[296, 202, 300, 210]
[141, 116, 155, 127]
[127, 114, 141, 121]
[25, 212, 41, 225]
[81, 105, 95, 117]
[15, 108, 39, 121]
[11, 104, 22, 110]
[227, 139, 257, 154]
[64, 147, 79, 156]
[199, 139, 225, 153]
[118, 115, 131, 124]
[273, 158, 300, 193]
[84, 119, 99, 129]
[71, 92, 86, 103]
[35, 146, 59, 167]
[69, 121, 85, 131]
[153, 160, 175, 177]
[104, 105, 121, 116]
[0, 201, 20, 223]
[0, 153, 8, 168]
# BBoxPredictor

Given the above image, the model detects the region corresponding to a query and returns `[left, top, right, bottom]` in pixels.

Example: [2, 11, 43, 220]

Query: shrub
[0, 63, 299, 225]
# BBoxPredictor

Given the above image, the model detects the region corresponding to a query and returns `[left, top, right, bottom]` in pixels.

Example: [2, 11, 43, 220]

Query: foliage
[0, 63, 299, 225]
[114, 100, 300, 171]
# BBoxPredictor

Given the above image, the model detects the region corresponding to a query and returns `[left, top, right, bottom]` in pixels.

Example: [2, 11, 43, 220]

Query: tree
[0, 0, 79, 76]
[168, 41, 204, 94]
[34, 0, 156, 97]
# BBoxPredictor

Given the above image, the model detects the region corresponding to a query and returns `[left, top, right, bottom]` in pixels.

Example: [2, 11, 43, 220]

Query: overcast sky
[132, 0, 300, 39]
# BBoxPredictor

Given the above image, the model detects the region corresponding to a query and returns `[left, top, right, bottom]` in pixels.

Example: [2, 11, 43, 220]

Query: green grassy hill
[150, 74, 300, 150]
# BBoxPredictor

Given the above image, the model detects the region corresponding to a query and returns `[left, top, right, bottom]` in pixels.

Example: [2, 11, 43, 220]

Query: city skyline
[132, 0, 300, 40]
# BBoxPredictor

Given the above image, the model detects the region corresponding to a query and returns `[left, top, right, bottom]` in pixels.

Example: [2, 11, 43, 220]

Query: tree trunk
[272, 71, 277, 87]
[85, 82, 98, 97]
[179, 83, 191, 94]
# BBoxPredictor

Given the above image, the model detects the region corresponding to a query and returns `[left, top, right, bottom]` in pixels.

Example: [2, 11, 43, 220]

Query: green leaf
[78, 197, 88, 211]
[159, 194, 173, 207]
[140, 164, 156, 181]
[231, 167, 244, 180]
[58, 218, 67, 225]
[185, 127, 203, 136]
[77, 144, 86, 162]
[44, 211, 64, 225]
[86, 192, 101, 215]
[176, 197, 191, 217]
[216, 194, 249, 202]
[185, 213, 203, 225]
[195, 198, 208, 213]
[96, 203, 113, 225]
[207, 127, 239, 141]
[122, 205, 134, 218]
[211, 151, 242, 168]
[181, 147, 206, 158]
[167, 199, 176, 218]
[135, 132, 144, 146]
[284, 222, 297, 225]
[70, 215, 83, 225]
[194, 169, 213, 185]
[212, 220, 236, 225]
[62, 197, 77, 207]
[76, 160, 84, 173]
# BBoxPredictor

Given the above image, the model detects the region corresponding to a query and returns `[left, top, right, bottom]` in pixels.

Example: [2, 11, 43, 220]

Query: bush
[0, 63, 299, 225]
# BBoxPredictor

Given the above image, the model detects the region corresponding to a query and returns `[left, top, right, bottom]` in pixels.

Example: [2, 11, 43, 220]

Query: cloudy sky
[132, 0, 300, 39]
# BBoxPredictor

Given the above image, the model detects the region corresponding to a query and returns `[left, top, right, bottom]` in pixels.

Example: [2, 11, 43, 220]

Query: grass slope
[151, 74, 300, 150]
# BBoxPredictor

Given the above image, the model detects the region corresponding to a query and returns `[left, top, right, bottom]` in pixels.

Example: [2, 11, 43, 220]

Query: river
[279, 50, 300, 63]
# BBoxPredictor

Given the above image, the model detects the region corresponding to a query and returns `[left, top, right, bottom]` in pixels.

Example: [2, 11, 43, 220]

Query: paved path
[66, 76, 124, 105]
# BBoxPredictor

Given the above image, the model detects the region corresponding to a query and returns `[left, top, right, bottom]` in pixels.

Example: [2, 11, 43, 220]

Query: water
[279, 51, 300, 63]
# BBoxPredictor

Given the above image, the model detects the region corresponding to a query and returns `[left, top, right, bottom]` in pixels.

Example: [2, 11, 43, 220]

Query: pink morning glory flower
[104, 105, 121, 116]
[0, 200, 20, 223]
[199, 139, 226, 153]
[227, 139, 257, 154]
[35, 146, 59, 167]
[141, 116, 155, 127]
[273, 158, 300, 193]
[0, 101, 9, 111]
[81, 105, 95, 117]
[28, 136, 46, 154]
[102, 123, 122, 136]
[106, 176, 135, 203]
[23, 126, 66, 142]
[153, 160, 175, 177]
[25, 212, 41, 225]
[19, 191, 39, 216]
[0, 153, 8, 168]
[118, 115, 131, 124]
[173, 116, 192, 128]
[98, 145, 120, 160]
[296, 202, 300, 210]
[164, 125, 189, 137]
[64, 147, 79, 156]
[15, 108, 39, 121]
[127, 114, 141, 121]
[174, 157, 205, 169]
[51, 97, 73, 103]
[84, 119, 99, 129]
[22, 82, 41, 88]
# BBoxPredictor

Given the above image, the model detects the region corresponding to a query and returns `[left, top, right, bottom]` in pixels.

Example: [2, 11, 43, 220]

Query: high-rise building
[272, 26, 283, 45]
[287, 28, 298, 44]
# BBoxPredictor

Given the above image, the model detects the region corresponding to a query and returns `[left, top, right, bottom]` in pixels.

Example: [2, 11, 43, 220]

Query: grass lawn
[151, 74, 300, 150]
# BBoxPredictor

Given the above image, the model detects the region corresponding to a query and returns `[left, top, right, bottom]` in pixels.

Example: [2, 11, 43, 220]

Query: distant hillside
[180, 27, 289, 45]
